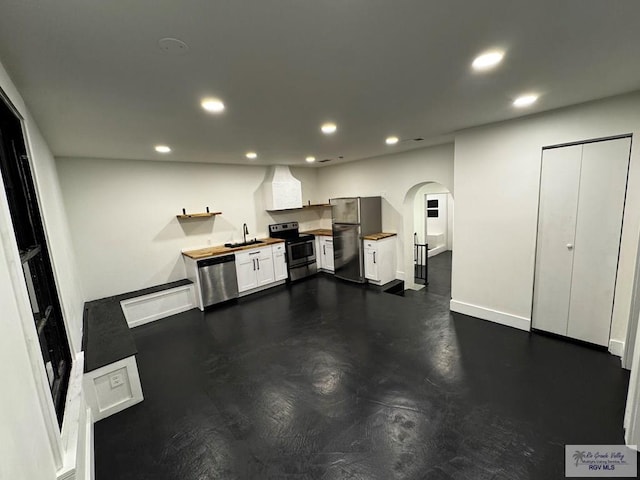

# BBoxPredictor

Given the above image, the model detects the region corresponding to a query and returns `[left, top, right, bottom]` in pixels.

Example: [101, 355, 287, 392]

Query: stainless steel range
[268, 222, 317, 281]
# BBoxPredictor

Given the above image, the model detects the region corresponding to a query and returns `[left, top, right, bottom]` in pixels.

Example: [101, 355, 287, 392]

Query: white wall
[0, 60, 85, 478]
[0, 219, 58, 480]
[625, 304, 640, 445]
[317, 143, 454, 286]
[58, 144, 455, 298]
[452, 91, 640, 350]
[56, 157, 328, 300]
[447, 193, 453, 251]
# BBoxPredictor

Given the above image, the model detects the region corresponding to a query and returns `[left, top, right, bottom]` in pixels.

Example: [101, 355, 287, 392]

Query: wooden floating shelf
[176, 212, 222, 219]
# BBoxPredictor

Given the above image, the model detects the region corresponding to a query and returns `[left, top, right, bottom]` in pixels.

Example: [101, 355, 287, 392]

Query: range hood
[263, 165, 303, 211]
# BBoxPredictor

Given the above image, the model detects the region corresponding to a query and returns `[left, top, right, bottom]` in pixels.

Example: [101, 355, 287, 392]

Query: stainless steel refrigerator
[331, 197, 382, 283]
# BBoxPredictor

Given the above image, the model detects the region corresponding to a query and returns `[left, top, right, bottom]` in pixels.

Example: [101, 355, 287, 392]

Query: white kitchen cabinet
[235, 245, 276, 293]
[532, 137, 630, 347]
[316, 235, 334, 273]
[315, 237, 323, 270]
[364, 246, 378, 280]
[363, 236, 396, 285]
[256, 247, 275, 286]
[272, 243, 288, 281]
[235, 249, 261, 292]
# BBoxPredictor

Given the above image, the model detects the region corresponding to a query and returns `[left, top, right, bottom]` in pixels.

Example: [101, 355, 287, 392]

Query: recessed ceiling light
[154, 145, 171, 153]
[385, 136, 399, 145]
[201, 98, 225, 113]
[321, 122, 337, 134]
[513, 94, 538, 108]
[472, 50, 505, 71]
[158, 38, 190, 55]
[246, 152, 257, 159]
[305, 156, 316, 163]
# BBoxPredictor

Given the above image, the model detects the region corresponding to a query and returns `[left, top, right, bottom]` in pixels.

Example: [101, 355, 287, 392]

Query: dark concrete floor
[417, 251, 452, 298]
[95, 274, 630, 479]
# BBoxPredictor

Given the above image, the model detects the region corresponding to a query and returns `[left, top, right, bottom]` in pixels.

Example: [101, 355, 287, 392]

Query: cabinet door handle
[323, 245, 326, 255]
[566, 243, 574, 250]
[253, 259, 256, 270]
[257, 259, 260, 270]
[373, 251, 376, 264]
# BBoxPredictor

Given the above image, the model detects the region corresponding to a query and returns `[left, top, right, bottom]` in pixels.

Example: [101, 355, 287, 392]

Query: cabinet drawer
[235, 246, 268, 263]
[364, 241, 376, 249]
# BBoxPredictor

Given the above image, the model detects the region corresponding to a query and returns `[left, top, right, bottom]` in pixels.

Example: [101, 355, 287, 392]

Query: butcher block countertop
[182, 237, 285, 259]
[362, 232, 397, 241]
[303, 229, 333, 236]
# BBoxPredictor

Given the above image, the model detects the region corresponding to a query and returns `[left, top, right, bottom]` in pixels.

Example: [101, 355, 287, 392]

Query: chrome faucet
[243, 223, 249, 244]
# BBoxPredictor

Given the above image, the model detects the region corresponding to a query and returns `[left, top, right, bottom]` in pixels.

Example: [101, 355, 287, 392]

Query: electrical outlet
[109, 373, 125, 389]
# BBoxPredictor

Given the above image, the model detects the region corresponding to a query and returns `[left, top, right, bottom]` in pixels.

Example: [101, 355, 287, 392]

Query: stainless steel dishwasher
[197, 254, 239, 308]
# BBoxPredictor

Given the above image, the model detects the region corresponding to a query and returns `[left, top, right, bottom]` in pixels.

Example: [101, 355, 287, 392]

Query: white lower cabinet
[316, 235, 334, 273]
[315, 237, 323, 270]
[235, 245, 276, 294]
[272, 243, 288, 281]
[256, 248, 276, 287]
[235, 249, 260, 292]
[364, 246, 378, 281]
[364, 237, 396, 285]
[323, 237, 334, 272]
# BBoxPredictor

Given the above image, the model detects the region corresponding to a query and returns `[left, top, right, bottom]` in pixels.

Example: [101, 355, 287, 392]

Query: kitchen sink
[224, 239, 264, 248]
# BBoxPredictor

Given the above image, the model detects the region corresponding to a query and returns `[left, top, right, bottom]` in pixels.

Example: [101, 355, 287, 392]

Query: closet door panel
[567, 138, 631, 346]
[532, 145, 582, 336]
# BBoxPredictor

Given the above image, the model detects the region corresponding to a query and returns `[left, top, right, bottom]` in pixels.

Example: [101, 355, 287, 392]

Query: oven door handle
[290, 259, 317, 268]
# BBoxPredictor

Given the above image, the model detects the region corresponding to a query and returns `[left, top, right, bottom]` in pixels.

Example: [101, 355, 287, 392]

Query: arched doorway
[402, 182, 453, 295]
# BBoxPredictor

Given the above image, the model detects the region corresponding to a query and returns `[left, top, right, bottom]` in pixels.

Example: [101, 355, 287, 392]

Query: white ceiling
[1, 0, 639, 167]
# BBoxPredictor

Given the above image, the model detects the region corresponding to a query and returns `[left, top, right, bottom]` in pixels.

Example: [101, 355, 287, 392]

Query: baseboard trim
[121, 284, 195, 328]
[450, 299, 531, 332]
[428, 245, 447, 258]
[609, 339, 625, 358]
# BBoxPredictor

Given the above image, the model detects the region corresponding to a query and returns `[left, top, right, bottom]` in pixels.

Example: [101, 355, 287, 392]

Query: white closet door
[532, 145, 582, 336]
[567, 138, 630, 346]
